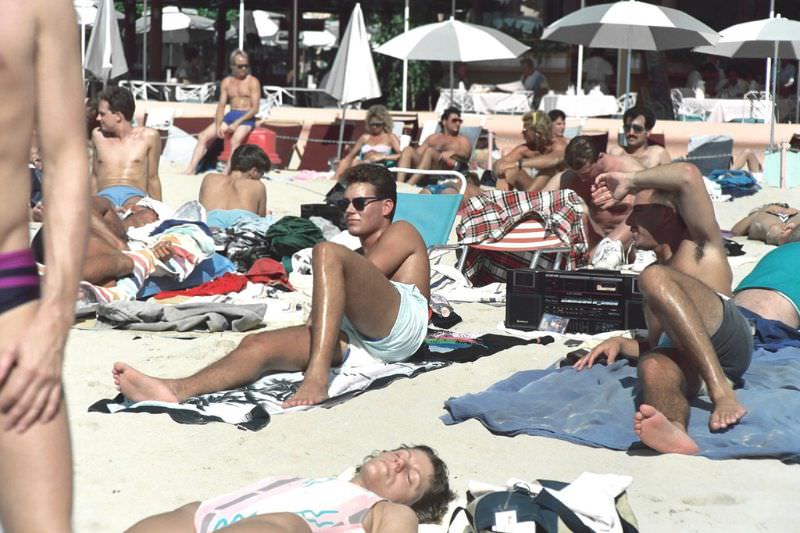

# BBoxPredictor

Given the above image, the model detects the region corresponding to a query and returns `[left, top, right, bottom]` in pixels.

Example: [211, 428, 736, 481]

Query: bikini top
[359, 143, 393, 156]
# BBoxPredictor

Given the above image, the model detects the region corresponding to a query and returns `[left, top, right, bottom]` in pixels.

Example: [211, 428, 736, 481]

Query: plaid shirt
[456, 190, 589, 285]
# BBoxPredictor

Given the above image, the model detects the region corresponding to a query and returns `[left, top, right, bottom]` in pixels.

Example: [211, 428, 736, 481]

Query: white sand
[67, 165, 800, 531]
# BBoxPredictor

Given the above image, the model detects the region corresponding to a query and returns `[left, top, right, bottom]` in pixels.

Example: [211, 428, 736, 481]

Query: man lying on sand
[574, 162, 751, 455]
[730, 203, 800, 245]
[126, 444, 454, 532]
[544, 135, 644, 269]
[113, 164, 430, 407]
[200, 144, 268, 229]
[92, 87, 162, 208]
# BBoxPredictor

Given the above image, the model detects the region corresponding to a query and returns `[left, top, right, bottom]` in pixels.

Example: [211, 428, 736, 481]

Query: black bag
[449, 481, 639, 533]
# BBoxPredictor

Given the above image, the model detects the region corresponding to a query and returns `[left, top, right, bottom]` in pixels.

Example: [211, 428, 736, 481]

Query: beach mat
[90, 331, 552, 431]
[442, 346, 800, 463]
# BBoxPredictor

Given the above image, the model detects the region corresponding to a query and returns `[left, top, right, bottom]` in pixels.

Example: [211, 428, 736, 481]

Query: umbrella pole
[625, 47, 632, 111]
[239, 0, 245, 50]
[576, 0, 584, 92]
[81, 23, 86, 80]
[337, 104, 347, 161]
[449, 61, 454, 101]
[770, 41, 779, 152]
[143, 0, 148, 83]
[401, 0, 409, 112]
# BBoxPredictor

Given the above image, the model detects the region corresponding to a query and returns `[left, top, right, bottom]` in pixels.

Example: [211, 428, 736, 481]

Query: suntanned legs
[634, 265, 747, 454]
[0, 301, 72, 533]
[396, 146, 423, 182]
[114, 242, 401, 407]
[126, 502, 312, 533]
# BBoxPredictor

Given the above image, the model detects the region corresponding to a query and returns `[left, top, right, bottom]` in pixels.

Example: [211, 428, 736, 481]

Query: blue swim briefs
[96, 185, 146, 208]
[223, 110, 255, 129]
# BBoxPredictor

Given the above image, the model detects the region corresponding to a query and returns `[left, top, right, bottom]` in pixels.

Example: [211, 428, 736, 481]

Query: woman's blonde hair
[365, 105, 393, 134]
[522, 110, 553, 146]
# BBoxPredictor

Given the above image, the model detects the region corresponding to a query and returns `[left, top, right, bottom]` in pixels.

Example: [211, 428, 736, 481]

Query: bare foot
[112, 362, 180, 403]
[709, 395, 747, 431]
[282, 379, 329, 408]
[634, 404, 699, 455]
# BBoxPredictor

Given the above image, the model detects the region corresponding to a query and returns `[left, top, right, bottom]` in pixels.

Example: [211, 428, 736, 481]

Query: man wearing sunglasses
[608, 106, 671, 169]
[396, 107, 471, 185]
[112, 164, 430, 409]
[184, 49, 261, 174]
[574, 162, 751, 456]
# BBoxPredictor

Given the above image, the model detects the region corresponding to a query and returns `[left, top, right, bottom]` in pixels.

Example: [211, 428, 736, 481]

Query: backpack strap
[447, 506, 474, 532]
[535, 480, 593, 533]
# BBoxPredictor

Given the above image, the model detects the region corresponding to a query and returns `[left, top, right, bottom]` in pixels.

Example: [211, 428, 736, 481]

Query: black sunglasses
[624, 123, 645, 133]
[233, 63, 249, 69]
[335, 196, 384, 211]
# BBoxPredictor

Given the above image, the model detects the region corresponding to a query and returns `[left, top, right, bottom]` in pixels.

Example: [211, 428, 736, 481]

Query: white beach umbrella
[375, 17, 528, 62]
[74, 0, 96, 71]
[542, 0, 718, 109]
[375, 17, 529, 102]
[84, 0, 128, 85]
[694, 16, 800, 150]
[322, 3, 381, 159]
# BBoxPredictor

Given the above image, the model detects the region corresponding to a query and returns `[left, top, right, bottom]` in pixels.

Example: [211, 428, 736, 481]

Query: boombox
[506, 268, 647, 334]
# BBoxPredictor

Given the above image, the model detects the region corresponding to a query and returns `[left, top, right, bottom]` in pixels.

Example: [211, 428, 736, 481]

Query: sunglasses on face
[335, 196, 384, 211]
[233, 63, 249, 69]
[450, 118, 463, 123]
[368, 122, 384, 127]
[624, 123, 645, 133]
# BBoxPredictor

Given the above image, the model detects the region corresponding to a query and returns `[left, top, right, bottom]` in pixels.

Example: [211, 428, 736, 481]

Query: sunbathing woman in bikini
[332, 105, 402, 182]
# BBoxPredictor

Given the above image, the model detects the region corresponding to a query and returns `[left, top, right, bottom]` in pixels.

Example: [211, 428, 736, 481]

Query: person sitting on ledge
[112, 163, 430, 408]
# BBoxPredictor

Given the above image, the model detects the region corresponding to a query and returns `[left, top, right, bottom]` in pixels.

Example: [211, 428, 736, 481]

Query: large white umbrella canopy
[542, 0, 718, 108]
[375, 17, 529, 62]
[375, 16, 528, 109]
[136, 6, 214, 44]
[694, 16, 800, 150]
[322, 3, 381, 158]
[84, 0, 128, 84]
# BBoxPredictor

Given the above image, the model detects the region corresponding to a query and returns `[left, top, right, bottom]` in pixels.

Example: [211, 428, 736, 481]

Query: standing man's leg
[0, 302, 72, 532]
[183, 122, 218, 174]
[284, 242, 401, 406]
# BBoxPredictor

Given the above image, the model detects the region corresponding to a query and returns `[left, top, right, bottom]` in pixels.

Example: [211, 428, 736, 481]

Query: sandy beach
[67, 163, 800, 532]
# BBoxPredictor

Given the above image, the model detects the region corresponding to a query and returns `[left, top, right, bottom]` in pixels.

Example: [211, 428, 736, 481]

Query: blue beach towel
[442, 346, 800, 463]
[706, 169, 760, 198]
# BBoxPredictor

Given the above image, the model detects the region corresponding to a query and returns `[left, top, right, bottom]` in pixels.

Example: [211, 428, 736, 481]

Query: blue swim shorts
[223, 109, 255, 129]
[341, 282, 428, 363]
[96, 185, 146, 208]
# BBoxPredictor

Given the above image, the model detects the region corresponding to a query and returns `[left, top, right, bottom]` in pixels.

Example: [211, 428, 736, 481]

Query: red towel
[154, 272, 248, 300]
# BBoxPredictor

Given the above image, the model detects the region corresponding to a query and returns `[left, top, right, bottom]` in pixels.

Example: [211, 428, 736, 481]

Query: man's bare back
[199, 172, 267, 216]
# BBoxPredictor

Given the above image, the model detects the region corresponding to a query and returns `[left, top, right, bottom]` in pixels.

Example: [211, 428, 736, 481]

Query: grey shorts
[656, 296, 753, 387]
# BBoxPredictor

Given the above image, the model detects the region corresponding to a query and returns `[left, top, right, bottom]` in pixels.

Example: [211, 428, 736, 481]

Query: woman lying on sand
[126, 444, 454, 532]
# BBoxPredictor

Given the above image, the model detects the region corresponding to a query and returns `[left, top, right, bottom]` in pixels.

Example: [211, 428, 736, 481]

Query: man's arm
[364, 502, 418, 533]
[542, 170, 565, 191]
[363, 222, 418, 277]
[601, 162, 722, 244]
[493, 144, 526, 177]
[145, 128, 162, 200]
[520, 148, 564, 171]
[730, 212, 757, 236]
[90, 129, 100, 194]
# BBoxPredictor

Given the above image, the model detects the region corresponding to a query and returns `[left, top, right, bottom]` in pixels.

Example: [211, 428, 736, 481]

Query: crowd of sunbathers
[12, 33, 800, 531]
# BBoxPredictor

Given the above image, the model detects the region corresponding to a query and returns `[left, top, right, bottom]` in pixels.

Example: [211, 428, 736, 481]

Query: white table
[538, 93, 618, 117]
[434, 90, 531, 114]
[683, 97, 772, 123]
